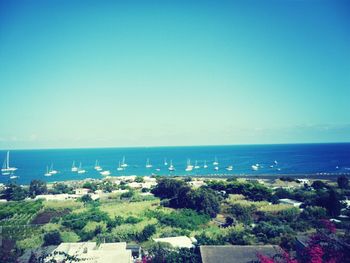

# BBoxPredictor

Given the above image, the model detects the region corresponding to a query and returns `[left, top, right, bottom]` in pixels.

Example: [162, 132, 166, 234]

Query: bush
[137, 224, 156, 242]
[337, 176, 349, 189]
[43, 230, 62, 246]
[230, 203, 255, 224]
[154, 209, 210, 230]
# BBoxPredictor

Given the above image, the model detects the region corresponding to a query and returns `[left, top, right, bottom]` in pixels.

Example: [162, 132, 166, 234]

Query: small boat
[71, 161, 78, 172]
[44, 166, 52, 176]
[226, 165, 233, 171]
[194, 160, 200, 169]
[274, 160, 278, 165]
[1, 151, 18, 175]
[94, 160, 102, 171]
[203, 160, 208, 169]
[214, 166, 219, 171]
[168, 160, 175, 171]
[251, 164, 259, 171]
[146, 158, 153, 168]
[10, 175, 19, 179]
[100, 170, 111, 176]
[185, 159, 193, 171]
[155, 168, 160, 171]
[121, 156, 128, 168]
[117, 161, 124, 171]
[77, 162, 86, 174]
[277, 168, 281, 171]
[164, 158, 168, 166]
[49, 163, 58, 175]
[213, 157, 219, 166]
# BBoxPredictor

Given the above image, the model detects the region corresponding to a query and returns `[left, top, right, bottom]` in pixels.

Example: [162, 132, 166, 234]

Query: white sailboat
[117, 161, 124, 171]
[251, 164, 259, 171]
[44, 166, 52, 176]
[1, 151, 18, 175]
[49, 163, 58, 175]
[10, 174, 18, 179]
[100, 170, 111, 176]
[121, 156, 128, 168]
[145, 158, 153, 168]
[94, 160, 102, 171]
[185, 159, 193, 172]
[226, 165, 233, 171]
[203, 160, 208, 169]
[164, 158, 168, 166]
[213, 157, 219, 166]
[194, 160, 200, 169]
[168, 160, 175, 171]
[71, 161, 78, 172]
[77, 162, 86, 174]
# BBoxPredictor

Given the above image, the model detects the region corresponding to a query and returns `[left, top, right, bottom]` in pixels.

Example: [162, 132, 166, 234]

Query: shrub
[43, 230, 62, 246]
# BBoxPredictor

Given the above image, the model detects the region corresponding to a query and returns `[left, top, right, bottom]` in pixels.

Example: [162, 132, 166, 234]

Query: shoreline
[14, 172, 348, 187]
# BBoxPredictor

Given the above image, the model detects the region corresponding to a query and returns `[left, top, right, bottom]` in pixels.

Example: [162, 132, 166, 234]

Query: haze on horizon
[0, 0, 349, 150]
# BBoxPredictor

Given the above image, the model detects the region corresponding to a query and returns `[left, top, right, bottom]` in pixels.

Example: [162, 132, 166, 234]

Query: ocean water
[1, 143, 350, 185]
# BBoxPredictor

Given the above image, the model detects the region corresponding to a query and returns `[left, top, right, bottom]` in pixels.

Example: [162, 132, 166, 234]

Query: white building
[153, 236, 196, 249]
[46, 242, 132, 263]
[75, 188, 90, 195]
[278, 198, 302, 208]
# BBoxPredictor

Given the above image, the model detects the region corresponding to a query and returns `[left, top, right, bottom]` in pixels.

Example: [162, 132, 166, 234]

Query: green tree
[137, 224, 156, 242]
[135, 176, 144, 183]
[29, 180, 47, 197]
[337, 176, 349, 189]
[3, 183, 28, 201]
[230, 203, 255, 224]
[80, 194, 93, 204]
[43, 230, 62, 246]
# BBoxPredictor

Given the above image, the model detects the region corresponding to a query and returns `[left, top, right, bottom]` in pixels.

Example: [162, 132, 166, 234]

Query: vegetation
[0, 176, 349, 263]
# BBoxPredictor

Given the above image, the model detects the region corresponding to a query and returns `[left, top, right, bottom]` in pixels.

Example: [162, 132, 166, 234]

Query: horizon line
[1, 141, 349, 151]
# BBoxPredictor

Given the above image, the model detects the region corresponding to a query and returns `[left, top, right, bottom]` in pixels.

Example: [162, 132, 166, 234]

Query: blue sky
[0, 0, 349, 149]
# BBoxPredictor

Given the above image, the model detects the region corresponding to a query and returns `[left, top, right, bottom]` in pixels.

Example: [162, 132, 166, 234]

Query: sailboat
[71, 161, 78, 172]
[44, 166, 52, 176]
[117, 161, 124, 171]
[100, 170, 111, 176]
[168, 160, 175, 171]
[213, 157, 219, 166]
[1, 151, 18, 175]
[194, 160, 200, 169]
[120, 156, 128, 168]
[251, 164, 259, 171]
[49, 163, 58, 175]
[145, 158, 153, 168]
[77, 162, 86, 174]
[94, 160, 102, 171]
[164, 158, 168, 166]
[203, 160, 208, 169]
[185, 159, 193, 172]
[226, 165, 233, 171]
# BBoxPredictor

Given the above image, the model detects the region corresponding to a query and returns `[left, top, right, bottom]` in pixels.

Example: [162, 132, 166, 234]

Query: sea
[1, 143, 350, 185]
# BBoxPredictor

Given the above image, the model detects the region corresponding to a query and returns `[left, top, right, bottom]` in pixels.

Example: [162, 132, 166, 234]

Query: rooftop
[200, 245, 282, 263]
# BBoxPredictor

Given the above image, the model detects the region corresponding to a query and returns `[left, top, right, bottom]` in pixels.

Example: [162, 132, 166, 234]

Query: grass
[43, 200, 83, 211]
[100, 199, 162, 218]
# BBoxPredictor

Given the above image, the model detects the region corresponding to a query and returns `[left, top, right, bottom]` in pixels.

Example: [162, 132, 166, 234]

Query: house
[153, 236, 196, 249]
[278, 198, 302, 208]
[200, 245, 282, 263]
[188, 180, 206, 188]
[75, 188, 90, 195]
[34, 194, 71, 201]
[46, 242, 132, 263]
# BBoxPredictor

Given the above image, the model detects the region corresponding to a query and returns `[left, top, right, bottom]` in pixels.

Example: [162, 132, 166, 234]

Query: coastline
[11, 172, 348, 187]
